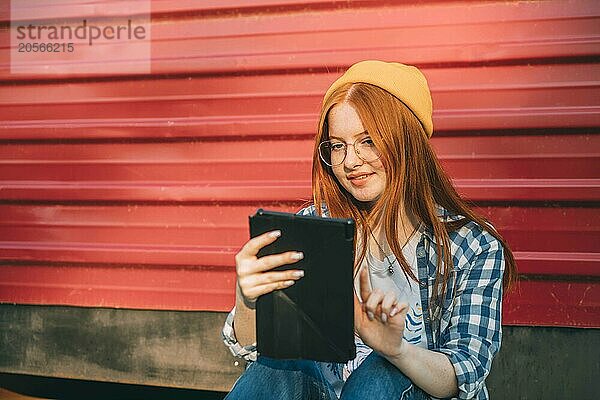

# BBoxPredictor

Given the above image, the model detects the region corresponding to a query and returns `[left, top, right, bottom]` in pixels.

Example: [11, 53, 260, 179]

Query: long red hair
[311, 83, 517, 309]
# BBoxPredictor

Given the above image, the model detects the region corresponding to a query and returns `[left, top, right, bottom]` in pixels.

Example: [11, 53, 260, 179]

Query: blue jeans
[225, 352, 429, 400]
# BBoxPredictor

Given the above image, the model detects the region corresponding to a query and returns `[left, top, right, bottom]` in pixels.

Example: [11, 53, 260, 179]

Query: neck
[368, 207, 419, 258]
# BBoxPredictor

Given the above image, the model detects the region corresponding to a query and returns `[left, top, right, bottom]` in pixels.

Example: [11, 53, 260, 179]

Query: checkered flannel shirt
[222, 204, 506, 400]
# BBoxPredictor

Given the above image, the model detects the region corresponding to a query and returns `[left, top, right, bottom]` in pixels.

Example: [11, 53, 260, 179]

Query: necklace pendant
[388, 265, 394, 275]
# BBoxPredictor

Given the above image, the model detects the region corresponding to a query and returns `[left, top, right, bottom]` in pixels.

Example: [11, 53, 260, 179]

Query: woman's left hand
[354, 267, 409, 358]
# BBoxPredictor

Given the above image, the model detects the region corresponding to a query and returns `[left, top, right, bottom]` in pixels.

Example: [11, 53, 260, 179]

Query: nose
[343, 143, 363, 169]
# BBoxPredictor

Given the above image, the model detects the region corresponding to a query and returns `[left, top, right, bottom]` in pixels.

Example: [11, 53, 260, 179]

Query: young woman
[222, 60, 516, 400]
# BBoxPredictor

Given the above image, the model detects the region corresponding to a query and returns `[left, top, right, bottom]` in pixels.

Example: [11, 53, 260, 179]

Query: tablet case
[249, 209, 356, 363]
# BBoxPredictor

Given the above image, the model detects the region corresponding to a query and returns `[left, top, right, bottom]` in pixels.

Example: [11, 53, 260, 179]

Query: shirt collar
[421, 205, 464, 243]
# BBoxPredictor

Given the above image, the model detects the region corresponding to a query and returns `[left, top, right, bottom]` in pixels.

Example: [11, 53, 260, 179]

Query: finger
[242, 269, 304, 289]
[353, 288, 363, 333]
[358, 266, 371, 304]
[364, 288, 385, 321]
[253, 251, 304, 273]
[238, 268, 303, 296]
[381, 292, 397, 316]
[389, 302, 409, 320]
[239, 230, 282, 258]
[380, 292, 398, 324]
[243, 279, 297, 301]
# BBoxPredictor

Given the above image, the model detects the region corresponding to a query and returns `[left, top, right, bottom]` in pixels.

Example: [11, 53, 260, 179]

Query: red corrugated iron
[2, 204, 598, 265]
[0, 0, 370, 22]
[1, 64, 599, 138]
[1, 203, 598, 327]
[0, 135, 597, 201]
[1, 265, 599, 328]
[0, 0, 598, 80]
[0, 0, 598, 328]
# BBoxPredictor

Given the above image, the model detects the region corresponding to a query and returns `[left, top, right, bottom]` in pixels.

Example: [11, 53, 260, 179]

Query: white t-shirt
[363, 229, 427, 347]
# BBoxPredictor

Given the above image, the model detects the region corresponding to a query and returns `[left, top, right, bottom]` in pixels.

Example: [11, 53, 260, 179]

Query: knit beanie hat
[322, 60, 434, 137]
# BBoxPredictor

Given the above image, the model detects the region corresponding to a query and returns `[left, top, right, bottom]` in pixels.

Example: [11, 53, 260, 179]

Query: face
[326, 102, 386, 203]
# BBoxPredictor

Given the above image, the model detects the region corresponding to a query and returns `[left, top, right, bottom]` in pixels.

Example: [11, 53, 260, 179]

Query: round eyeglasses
[318, 136, 381, 167]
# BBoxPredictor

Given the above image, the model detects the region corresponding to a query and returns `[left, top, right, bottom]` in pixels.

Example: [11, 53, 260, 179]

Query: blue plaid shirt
[222, 204, 505, 400]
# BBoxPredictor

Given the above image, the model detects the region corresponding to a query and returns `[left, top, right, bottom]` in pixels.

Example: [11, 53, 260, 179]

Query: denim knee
[225, 357, 336, 400]
[340, 352, 428, 400]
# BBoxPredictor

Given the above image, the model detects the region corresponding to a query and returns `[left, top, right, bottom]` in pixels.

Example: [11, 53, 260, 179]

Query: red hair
[311, 83, 517, 308]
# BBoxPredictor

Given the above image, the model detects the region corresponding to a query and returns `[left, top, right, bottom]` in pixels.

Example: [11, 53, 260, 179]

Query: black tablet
[249, 208, 356, 362]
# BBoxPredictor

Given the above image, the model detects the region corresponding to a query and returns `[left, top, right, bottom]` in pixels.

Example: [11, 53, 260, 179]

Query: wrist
[236, 281, 256, 310]
[385, 338, 411, 364]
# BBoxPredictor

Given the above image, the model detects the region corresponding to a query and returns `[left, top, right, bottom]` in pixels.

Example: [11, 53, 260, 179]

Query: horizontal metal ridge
[1, 0, 598, 80]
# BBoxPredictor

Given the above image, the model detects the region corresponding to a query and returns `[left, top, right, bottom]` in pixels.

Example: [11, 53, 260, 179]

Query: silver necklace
[366, 246, 396, 275]
[368, 225, 419, 275]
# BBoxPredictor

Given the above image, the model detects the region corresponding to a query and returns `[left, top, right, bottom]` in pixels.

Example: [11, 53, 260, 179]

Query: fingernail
[284, 280, 295, 286]
[390, 307, 398, 317]
[367, 311, 374, 321]
[291, 252, 304, 260]
[381, 313, 387, 323]
[292, 270, 304, 278]
[269, 230, 281, 238]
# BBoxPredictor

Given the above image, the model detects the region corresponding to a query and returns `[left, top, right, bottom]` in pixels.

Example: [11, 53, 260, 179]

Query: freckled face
[327, 103, 386, 203]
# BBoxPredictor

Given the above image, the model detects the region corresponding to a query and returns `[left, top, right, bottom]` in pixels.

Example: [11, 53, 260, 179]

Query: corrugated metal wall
[1, 0, 598, 330]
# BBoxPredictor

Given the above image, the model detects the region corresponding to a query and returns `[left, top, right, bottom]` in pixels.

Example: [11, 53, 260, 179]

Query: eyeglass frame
[318, 133, 382, 167]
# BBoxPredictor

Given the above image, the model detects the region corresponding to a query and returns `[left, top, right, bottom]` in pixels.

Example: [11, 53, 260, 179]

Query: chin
[353, 195, 378, 203]
[345, 188, 383, 204]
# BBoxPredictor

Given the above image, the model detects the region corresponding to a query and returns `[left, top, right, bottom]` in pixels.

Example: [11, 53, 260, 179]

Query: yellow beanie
[322, 60, 434, 137]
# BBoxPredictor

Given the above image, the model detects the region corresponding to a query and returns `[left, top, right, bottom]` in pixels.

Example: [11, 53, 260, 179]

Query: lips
[349, 173, 371, 180]
[347, 172, 374, 186]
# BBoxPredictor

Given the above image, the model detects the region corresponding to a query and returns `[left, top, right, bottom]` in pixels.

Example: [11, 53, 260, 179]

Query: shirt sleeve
[297, 204, 318, 216]
[221, 306, 258, 362]
[436, 228, 505, 400]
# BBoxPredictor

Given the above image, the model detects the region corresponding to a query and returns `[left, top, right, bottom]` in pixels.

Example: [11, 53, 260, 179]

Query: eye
[360, 137, 375, 147]
[330, 142, 345, 151]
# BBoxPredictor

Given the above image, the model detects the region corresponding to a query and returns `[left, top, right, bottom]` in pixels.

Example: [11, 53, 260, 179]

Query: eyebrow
[329, 130, 368, 141]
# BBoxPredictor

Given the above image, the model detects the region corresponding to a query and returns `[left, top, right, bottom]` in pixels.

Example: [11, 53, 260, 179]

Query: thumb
[358, 266, 371, 303]
[353, 286, 364, 331]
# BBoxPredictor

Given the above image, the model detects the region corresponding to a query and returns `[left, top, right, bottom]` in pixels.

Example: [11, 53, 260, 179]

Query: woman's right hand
[235, 230, 305, 307]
